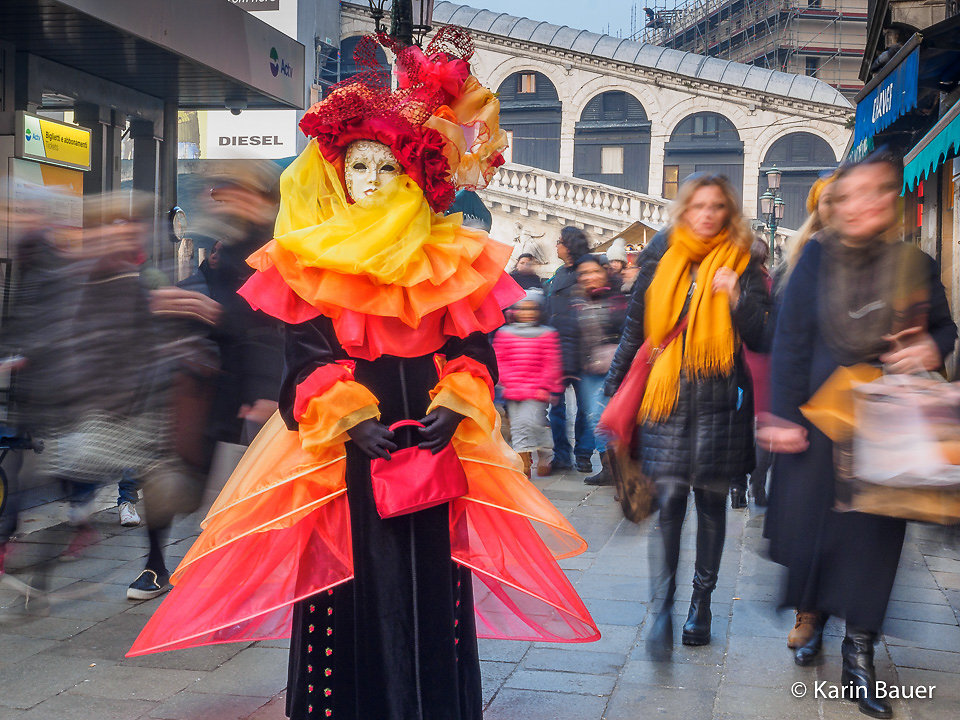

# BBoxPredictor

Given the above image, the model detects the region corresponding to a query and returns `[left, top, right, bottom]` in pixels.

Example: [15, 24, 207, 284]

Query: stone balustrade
[481, 163, 670, 240]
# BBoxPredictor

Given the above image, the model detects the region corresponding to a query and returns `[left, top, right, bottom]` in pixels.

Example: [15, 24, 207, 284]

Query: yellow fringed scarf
[640, 225, 750, 422]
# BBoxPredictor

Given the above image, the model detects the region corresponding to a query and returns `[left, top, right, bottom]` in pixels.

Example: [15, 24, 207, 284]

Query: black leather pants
[653, 478, 727, 605]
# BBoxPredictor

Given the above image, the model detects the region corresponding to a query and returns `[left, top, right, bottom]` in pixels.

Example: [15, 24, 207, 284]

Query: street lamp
[365, 0, 435, 47]
[759, 165, 786, 264]
[766, 166, 782, 192]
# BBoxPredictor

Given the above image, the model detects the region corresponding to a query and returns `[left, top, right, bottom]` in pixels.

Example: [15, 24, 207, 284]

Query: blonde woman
[775, 174, 836, 293]
[605, 174, 771, 655]
[765, 171, 836, 656]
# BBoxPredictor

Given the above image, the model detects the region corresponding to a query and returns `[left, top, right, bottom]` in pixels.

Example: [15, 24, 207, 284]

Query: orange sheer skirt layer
[129, 391, 599, 656]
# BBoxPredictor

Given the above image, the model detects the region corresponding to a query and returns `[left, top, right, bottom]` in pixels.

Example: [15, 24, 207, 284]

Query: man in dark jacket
[544, 226, 594, 473]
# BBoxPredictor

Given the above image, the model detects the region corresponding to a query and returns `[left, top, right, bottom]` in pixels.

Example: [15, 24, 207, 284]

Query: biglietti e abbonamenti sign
[15, 112, 92, 171]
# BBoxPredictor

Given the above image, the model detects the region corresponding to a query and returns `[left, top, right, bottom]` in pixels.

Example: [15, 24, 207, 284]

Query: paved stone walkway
[1, 470, 958, 720]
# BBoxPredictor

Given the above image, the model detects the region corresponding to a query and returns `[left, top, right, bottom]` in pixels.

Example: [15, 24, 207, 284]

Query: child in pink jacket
[493, 290, 563, 477]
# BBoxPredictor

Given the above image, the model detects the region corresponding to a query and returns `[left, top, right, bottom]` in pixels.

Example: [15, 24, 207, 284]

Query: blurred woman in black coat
[763, 154, 956, 719]
[605, 174, 771, 655]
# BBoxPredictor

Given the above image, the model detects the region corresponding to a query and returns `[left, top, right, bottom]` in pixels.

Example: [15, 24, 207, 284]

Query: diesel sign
[202, 109, 296, 159]
[218, 135, 283, 146]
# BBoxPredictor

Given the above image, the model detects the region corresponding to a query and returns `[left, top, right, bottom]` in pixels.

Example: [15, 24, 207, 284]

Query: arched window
[497, 72, 561, 172]
[574, 91, 651, 192]
[758, 132, 837, 230]
[663, 112, 743, 200]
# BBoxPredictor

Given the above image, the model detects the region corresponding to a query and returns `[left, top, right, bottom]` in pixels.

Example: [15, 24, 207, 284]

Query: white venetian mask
[344, 140, 402, 202]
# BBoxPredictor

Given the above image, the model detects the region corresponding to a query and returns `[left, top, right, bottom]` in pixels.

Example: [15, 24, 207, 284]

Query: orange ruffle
[128, 375, 598, 657]
[240, 255, 523, 361]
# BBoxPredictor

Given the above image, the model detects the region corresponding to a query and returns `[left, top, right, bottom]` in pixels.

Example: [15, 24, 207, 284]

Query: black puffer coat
[605, 229, 772, 486]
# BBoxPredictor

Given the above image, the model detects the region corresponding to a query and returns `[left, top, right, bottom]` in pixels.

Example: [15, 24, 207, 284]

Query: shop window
[601, 146, 624, 175]
[518, 73, 537, 94]
[663, 165, 680, 199]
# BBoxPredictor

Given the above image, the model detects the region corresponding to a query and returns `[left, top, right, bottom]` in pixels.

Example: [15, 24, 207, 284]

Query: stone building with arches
[339, 1, 853, 258]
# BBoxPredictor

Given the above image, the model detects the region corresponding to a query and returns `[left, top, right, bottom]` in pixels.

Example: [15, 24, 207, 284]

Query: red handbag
[599, 316, 689, 447]
[370, 420, 469, 519]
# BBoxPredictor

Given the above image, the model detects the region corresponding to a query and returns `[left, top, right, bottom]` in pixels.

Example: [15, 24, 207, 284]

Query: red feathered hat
[298, 28, 506, 214]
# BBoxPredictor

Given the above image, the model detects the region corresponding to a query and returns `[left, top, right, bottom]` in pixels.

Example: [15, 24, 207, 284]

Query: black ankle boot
[681, 589, 712, 645]
[794, 614, 826, 666]
[681, 488, 726, 646]
[841, 629, 892, 718]
[584, 451, 615, 486]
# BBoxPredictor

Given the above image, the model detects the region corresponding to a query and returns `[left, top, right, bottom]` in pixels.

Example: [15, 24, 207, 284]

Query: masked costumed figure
[129, 29, 599, 720]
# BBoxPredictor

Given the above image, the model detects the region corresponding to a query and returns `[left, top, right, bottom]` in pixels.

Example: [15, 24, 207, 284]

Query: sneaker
[118, 502, 141, 527]
[127, 569, 170, 601]
[59, 525, 99, 562]
[575, 457, 594, 473]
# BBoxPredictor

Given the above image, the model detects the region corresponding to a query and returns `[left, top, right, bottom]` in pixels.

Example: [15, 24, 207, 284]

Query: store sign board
[852, 48, 920, 152]
[200, 109, 298, 159]
[15, 112, 92, 171]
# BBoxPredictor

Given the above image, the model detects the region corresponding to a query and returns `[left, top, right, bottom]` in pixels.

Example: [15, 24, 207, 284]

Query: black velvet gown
[281, 316, 494, 720]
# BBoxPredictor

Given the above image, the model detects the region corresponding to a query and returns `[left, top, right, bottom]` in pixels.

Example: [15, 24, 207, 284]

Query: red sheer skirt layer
[128, 414, 598, 657]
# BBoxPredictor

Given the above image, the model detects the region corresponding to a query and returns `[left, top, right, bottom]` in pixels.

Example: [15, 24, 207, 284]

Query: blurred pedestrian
[762, 171, 838, 651]
[493, 290, 562, 477]
[761, 152, 956, 718]
[128, 164, 284, 601]
[545, 226, 595, 473]
[605, 173, 771, 655]
[563, 255, 627, 486]
[509, 253, 543, 290]
[731, 238, 775, 510]
[775, 173, 836, 296]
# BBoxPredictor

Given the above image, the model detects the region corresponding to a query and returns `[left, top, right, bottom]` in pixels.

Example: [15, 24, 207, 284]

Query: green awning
[903, 101, 960, 193]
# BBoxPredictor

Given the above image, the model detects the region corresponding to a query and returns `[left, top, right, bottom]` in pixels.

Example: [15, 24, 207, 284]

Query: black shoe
[127, 569, 170, 601]
[794, 615, 825, 666]
[646, 608, 673, 660]
[584, 452, 615, 486]
[841, 629, 892, 718]
[681, 590, 712, 645]
[730, 487, 747, 509]
[550, 460, 573, 473]
[750, 475, 768, 507]
[575, 457, 594, 473]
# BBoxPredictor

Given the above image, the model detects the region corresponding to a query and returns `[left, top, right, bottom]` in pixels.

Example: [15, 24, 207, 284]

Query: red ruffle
[293, 364, 355, 421]
[239, 265, 524, 362]
[439, 356, 495, 397]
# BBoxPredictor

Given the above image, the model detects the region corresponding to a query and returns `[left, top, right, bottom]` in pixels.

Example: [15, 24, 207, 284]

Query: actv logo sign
[269, 47, 293, 78]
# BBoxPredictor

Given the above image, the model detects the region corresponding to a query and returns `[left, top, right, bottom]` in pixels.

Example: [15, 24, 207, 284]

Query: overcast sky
[459, 1, 673, 37]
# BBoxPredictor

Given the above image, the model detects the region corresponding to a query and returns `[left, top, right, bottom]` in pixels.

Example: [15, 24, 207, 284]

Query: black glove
[347, 419, 397, 460]
[417, 407, 465, 454]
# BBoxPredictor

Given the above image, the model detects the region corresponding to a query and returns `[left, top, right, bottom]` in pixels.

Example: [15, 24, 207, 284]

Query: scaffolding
[638, 0, 868, 99]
